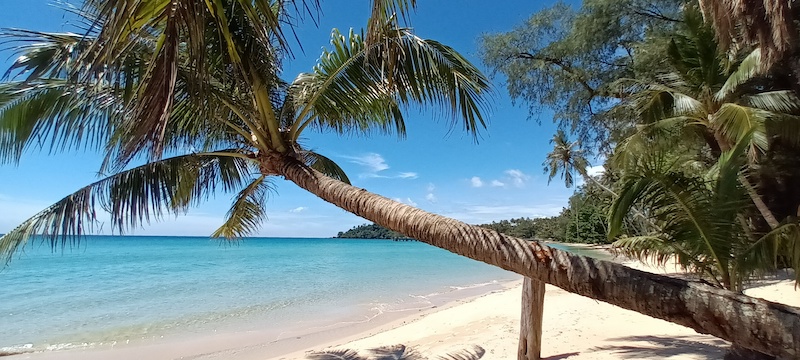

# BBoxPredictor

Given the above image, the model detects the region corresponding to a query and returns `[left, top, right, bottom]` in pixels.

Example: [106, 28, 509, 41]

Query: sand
[9, 253, 799, 360]
[285, 256, 799, 360]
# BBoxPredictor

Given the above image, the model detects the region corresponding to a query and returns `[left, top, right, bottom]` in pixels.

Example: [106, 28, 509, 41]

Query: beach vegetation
[482, 0, 800, 288]
[335, 223, 410, 239]
[0, 0, 489, 263]
[2, 1, 800, 357]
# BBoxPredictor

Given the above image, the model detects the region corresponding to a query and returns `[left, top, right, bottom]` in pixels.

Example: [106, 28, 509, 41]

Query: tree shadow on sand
[307, 344, 485, 360]
[590, 335, 729, 358]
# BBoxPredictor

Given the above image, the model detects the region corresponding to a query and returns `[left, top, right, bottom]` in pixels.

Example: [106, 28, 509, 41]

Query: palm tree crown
[0, 0, 490, 263]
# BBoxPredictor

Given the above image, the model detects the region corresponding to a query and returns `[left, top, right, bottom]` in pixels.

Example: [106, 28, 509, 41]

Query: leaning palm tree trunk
[275, 156, 800, 359]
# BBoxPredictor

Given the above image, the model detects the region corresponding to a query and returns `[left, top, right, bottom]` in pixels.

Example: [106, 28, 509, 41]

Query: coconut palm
[0, 0, 490, 260]
[698, 0, 797, 67]
[2, 2, 800, 358]
[543, 130, 590, 189]
[610, 133, 800, 291]
[614, 7, 800, 231]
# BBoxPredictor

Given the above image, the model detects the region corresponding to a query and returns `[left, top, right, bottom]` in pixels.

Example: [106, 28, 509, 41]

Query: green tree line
[335, 223, 410, 239]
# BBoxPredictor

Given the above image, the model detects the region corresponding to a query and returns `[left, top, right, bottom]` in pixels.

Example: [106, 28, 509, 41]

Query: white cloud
[470, 176, 484, 188]
[344, 153, 389, 173]
[342, 153, 417, 180]
[427, 183, 436, 192]
[393, 197, 418, 207]
[426, 193, 437, 202]
[504, 169, 530, 187]
[289, 207, 307, 213]
[490, 180, 505, 187]
[586, 165, 605, 177]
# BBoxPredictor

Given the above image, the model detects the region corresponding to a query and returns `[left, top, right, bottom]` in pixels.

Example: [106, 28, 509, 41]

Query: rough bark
[518, 277, 545, 360]
[277, 157, 800, 359]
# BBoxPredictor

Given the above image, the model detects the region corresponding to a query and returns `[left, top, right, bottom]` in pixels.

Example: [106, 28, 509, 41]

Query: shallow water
[0, 236, 608, 354]
[0, 236, 520, 352]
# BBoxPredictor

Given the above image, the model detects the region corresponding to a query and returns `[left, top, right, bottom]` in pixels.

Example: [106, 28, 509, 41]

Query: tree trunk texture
[739, 174, 781, 230]
[277, 157, 800, 359]
[518, 277, 545, 360]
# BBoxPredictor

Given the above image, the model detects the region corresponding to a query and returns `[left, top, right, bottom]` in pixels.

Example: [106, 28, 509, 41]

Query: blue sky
[0, 1, 591, 238]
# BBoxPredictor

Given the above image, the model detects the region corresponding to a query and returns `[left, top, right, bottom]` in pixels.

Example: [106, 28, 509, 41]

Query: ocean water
[0, 236, 527, 353]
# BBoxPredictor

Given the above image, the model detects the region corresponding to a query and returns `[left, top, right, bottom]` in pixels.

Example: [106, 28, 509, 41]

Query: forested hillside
[335, 223, 410, 239]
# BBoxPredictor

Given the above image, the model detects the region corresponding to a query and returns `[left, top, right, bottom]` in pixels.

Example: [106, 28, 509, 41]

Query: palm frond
[712, 104, 768, 160]
[368, 344, 420, 359]
[715, 49, 763, 101]
[612, 235, 690, 267]
[739, 222, 800, 284]
[301, 150, 351, 184]
[0, 80, 120, 164]
[0, 29, 87, 80]
[211, 175, 273, 239]
[0, 152, 251, 265]
[306, 349, 362, 360]
[740, 91, 800, 114]
[434, 345, 485, 360]
[291, 27, 490, 140]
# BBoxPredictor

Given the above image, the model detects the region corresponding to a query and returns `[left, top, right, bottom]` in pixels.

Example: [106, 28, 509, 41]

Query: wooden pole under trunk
[518, 277, 546, 360]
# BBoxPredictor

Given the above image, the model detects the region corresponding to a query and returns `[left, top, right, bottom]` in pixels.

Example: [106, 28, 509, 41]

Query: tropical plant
[307, 344, 485, 360]
[0, 0, 490, 262]
[613, 6, 800, 231]
[543, 130, 590, 189]
[2, 2, 799, 357]
[698, 0, 797, 68]
[607, 6, 800, 289]
[610, 133, 799, 291]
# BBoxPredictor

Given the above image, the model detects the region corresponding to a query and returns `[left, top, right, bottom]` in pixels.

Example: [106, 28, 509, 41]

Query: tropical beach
[3, 0, 800, 359]
[3, 243, 796, 360]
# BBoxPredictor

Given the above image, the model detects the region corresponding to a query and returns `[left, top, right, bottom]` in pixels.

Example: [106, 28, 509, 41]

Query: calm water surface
[0, 236, 604, 353]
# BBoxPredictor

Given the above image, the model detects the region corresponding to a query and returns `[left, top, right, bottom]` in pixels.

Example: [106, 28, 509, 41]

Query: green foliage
[480, 0, 689, 147]
[335, 223, 410, 240]
[485, 0, 800, 285]
[0, 1, 491, 263]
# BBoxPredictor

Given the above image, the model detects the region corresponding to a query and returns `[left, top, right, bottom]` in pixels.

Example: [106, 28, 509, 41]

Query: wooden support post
[518, 276, 546, 360]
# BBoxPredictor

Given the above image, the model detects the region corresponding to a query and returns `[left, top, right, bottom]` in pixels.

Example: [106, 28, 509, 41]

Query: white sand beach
[285, 256, 799, 360]
[9, 254, 798, 360]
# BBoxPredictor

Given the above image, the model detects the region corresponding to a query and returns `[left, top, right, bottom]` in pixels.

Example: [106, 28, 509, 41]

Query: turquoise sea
[0, 236, 531, 354]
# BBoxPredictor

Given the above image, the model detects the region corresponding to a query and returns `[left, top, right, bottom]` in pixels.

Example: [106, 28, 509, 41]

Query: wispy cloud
[504, 169, 530, 187]
[289, 207, 307, 213]
[425, 183, 437, 203]
[470, 176, 484, 188]
[393, 197, 418, 207]
[586, 165, 605, 177]
[490, 180, 505, 187]
[343, 153, 389, 173]
[342, 153, 417, 179]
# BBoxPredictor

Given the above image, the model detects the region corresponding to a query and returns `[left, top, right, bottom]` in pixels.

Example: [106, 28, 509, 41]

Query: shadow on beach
[589, 335, 729, 358]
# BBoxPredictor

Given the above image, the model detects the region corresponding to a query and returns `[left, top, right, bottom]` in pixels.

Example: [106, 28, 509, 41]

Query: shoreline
[8, 245, 798, 360]
[7, 278, 522, 360]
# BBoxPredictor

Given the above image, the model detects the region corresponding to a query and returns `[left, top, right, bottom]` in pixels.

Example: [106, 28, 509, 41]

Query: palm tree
[544, 130, 589, 189]
[698, 0, 797, 68]
[615, 7, 800, 231]
[1, 2, 799, 358]
[610, 133, 799, 291]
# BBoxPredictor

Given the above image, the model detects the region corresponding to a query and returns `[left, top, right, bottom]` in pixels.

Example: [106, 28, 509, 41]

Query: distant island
[334, 223, 411, 239]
